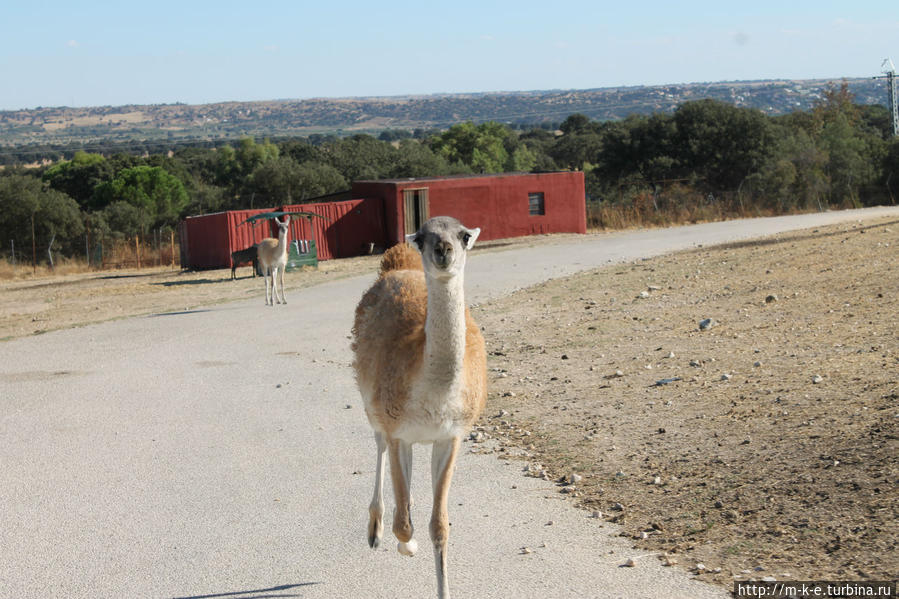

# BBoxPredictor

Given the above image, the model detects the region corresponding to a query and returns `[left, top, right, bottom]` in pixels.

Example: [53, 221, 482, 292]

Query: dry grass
[1, 242, 179, 281]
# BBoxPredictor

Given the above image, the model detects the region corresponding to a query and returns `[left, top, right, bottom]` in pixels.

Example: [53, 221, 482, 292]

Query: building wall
[352, 171, 585, 245]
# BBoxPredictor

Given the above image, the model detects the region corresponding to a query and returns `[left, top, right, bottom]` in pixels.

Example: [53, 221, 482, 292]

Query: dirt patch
[472, 217, 898, 586]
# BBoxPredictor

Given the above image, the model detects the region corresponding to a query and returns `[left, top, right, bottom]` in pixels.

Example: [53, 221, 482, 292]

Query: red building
[179, 171, 585, 269]
[352, 171, 586, 245]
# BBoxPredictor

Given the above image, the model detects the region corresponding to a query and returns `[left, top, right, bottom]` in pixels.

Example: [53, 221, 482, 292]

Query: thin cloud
[66, 40, 79, 48]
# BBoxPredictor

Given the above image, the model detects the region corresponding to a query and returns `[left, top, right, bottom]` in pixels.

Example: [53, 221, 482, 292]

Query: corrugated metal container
[180, 199, 385, 269]
[181, 208, 271, 269]
[281, 198, 386, 260]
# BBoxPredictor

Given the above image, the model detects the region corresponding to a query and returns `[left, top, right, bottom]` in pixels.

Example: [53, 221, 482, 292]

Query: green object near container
[286, 239, 318, 271]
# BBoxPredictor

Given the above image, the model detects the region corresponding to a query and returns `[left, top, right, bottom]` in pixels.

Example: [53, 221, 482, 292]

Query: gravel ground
[476, 216, 898, 587]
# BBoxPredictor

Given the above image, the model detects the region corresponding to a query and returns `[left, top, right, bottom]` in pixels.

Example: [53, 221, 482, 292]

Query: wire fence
[4, 231, 180, 275]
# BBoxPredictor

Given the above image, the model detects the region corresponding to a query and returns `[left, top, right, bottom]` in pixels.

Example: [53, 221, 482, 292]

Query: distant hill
[0, 77, 888, 151]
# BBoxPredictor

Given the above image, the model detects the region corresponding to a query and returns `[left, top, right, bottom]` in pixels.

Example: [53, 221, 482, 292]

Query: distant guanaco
[256, 215, 290, 305]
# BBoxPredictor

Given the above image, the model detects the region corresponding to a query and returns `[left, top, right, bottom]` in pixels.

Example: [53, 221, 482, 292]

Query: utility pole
[874, 58, 899, 137]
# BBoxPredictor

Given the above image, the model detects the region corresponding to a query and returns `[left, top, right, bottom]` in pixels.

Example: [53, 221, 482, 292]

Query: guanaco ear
[461, 227, 480, 250]
[283, 215, 291, 224]
[405, 233, 423, 251]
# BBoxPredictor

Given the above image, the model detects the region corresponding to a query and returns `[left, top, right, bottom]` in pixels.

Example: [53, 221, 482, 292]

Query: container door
[403, 188, 429, 236]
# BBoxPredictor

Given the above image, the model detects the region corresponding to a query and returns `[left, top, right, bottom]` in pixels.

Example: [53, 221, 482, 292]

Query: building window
[528, 192, 545, 216]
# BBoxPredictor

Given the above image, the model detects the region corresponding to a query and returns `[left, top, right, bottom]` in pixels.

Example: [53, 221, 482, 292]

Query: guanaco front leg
[388, 438, 416, 556]
[430, 437, 460, 599]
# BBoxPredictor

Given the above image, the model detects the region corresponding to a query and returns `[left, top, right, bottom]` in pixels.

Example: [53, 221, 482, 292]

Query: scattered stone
[754, 361, 762, 367]
[614, 369, 625, 378]
[519, 547, 532, 555]
[765, 294, 778, 303]
[714, 500, 724, 508]
[561, 354, 569, 360]
[503, 391, 516, 397]
[653, 476, 662, 485]
[568, 473, 583, 484]
[667, 351, 676, 359]
[662, 556, 678, 567]
[623, 558, 637, 567]
[344, 404, 352, 409]
[699, 318, 717, 331]
[721, 373, 732, 381]
[762, 576, 777, 582]
[695, 563, 707, 572]
[638, 290, 650, 299]
[611, 502, 625, 511]
[812, 375, 824, 384]
[591, 510, 603, 519]
[690, 359, 702, 367]
[640, 531, 649, 539]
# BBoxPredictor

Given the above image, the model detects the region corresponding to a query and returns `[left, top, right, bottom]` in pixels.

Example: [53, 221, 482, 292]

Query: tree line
[1, 83, 896, 264]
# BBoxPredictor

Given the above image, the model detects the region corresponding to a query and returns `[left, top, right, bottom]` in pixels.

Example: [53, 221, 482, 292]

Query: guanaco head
[276, 215, 290, 238]
[406, 216, 480, 280]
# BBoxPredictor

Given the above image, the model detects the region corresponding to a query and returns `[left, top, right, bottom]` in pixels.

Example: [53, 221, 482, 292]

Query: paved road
[3, 207, 897, 599]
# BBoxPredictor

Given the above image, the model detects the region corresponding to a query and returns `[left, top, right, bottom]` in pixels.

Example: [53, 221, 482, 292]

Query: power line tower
[875, 58, 899, 137]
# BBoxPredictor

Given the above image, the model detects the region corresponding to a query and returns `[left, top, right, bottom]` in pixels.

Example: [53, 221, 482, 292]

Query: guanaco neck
[422, 270, 467, 386]
[277, 226, 289, 255]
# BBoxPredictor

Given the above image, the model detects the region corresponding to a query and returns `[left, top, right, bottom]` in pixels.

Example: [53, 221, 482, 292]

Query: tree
[0, 174, 84, 260]
[559, 113, 595, 135]
[321, 134, 397, 181]
[92, 166, 189, 233]
[42, 151, 113, 210]
[673, 100, 775, 191]
[389, 140, 459, 178]
[248, 157, 347, 204]
[429, 122, 535, 173]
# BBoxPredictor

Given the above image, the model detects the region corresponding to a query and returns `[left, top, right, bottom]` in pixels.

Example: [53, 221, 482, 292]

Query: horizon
[0, 74, 878, 113]
[1, 1, 896, 112]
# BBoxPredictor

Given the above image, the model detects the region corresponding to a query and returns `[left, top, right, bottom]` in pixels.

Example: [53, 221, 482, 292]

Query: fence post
[31, 213, 37, 274]
[135, 236, 141, 269]
[170, 231, 175, 270]
[10, 239, 15, 268]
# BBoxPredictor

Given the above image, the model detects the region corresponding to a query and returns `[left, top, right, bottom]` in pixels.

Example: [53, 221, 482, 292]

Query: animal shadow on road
[171, 582, 320, 599]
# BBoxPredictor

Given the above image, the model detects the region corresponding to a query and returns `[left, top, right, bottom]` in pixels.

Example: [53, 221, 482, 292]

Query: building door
[403, 188, 429, 236]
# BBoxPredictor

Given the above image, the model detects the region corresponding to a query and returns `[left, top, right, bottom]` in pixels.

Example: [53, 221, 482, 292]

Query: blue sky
[1, 0, 896, 110]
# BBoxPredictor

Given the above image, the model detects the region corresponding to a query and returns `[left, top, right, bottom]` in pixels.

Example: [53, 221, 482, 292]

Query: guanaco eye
[461, 232, 471, 246]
